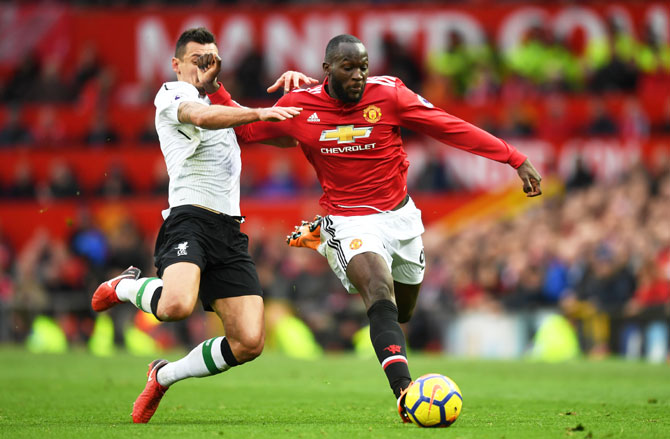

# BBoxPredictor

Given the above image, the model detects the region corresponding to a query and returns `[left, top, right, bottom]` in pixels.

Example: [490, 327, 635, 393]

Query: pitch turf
[1, 347, 669, 438]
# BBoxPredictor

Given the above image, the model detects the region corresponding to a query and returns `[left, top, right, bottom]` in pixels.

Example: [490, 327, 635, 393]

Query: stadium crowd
[0, 8, 668, 360]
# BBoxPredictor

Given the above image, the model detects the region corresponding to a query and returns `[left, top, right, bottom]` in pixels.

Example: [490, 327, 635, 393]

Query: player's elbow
[187, 108, 226, 130]
[262, 136, 298, 148]
[187, 110, 206, 128]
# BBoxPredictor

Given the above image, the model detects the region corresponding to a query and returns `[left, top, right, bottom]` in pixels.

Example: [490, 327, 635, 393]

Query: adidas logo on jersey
[307, 112, 320, 122]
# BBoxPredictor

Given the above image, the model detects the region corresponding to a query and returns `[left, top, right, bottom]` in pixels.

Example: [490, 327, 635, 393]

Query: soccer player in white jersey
[90, 27, 313, 423]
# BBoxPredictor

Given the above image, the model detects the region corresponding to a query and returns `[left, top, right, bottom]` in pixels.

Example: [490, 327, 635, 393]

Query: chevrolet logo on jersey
[319, 125, 373, 144]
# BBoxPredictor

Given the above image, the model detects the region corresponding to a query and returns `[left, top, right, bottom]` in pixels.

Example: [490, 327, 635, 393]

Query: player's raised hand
[516, 158, 542, 197]
[257, 106, 302, 122]
[197, 53, 222, 94]
[267, 71, 319, 94]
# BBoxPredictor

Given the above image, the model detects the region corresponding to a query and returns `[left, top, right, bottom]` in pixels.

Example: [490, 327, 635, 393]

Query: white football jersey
[154, 81, 242, 218]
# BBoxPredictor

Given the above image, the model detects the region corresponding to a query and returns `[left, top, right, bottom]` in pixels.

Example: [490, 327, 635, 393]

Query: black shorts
[154, 205, 263, 311]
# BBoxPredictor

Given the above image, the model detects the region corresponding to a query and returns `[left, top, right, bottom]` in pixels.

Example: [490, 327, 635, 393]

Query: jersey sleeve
[233, 93, 294, 144]
[154, 82, 202, 125]
[394, 80, 527, 168]
[206, 83, 242, 108]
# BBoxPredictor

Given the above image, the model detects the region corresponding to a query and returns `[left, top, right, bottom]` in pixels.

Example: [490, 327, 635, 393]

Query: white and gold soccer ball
[404, 373, 463, 428]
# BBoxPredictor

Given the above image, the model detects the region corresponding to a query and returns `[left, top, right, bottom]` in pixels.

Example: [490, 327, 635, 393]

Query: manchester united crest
[350, 239, 363, 250]
[363, 105, 382, 123]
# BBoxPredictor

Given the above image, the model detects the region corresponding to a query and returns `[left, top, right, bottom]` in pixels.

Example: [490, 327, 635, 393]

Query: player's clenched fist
[257, 107, 302, 122]
[197, 53, 221, 94]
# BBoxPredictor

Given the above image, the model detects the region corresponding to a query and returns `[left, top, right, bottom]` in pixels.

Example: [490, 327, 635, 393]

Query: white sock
[116, 277, 162, 314]
[157, 337, 231, 387]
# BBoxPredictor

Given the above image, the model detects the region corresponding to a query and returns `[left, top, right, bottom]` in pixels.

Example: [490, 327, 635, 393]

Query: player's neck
[324, 83, 336, 101]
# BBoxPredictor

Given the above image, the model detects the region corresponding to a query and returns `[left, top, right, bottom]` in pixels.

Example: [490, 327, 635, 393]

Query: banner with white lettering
[0, 3, 667, 83]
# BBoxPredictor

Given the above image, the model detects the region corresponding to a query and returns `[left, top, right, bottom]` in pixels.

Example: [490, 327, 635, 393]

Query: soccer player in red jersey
[207, 34, 542, 422]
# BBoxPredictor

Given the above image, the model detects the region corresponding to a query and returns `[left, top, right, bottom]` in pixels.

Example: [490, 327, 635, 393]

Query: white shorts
[317, 197, 425, 294]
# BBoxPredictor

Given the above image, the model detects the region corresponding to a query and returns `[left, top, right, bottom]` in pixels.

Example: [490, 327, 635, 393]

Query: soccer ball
[404, 373, 463, 428]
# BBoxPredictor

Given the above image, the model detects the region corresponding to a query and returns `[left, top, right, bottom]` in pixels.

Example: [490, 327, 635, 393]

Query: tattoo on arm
[177, 102, 204, 125]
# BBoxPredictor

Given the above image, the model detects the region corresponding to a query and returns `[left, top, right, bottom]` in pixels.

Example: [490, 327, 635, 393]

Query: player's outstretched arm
[177, 101, 301, 129]
[516, 158, 542, 197]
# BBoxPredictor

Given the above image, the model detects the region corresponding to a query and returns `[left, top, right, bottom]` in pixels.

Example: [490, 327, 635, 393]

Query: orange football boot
[131, 359, 169, 423]
[286, 215, 322, 250]
[397, 382, 414, 424]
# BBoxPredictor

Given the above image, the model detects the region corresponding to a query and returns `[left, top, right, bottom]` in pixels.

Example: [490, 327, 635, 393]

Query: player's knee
[233, 331, 265, 363]
[367, 282, 394, 303]
[156, 298, 194, 321]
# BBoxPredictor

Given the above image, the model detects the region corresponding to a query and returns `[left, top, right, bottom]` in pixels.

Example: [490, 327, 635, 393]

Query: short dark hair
[175, 27, 216, 59]
[324, 34, 362, 63]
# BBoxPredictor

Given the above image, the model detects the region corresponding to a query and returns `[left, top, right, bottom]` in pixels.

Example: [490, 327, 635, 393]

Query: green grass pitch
[1, 346, 669, 438]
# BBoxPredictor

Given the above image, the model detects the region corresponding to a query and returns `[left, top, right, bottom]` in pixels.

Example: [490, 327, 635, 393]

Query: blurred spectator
[537, 94, 575, 142]
[71, 44, 103, 98]
[0, 224, 15, 341]
[588, 17, 638, 93]
[13, 229, 51, 340]
[105, 217, 151, 273]
[69, 208, 109, 269]
[624, 255, 670, 320]
[14, 229, 87, 341]
[77, 68, 117, 114]
[32, 107, 68, 147]
[499, 73, 537, 105]
[2, 53, 41, 103]
[83, 112, 120, 146]
[426, 31, 473, 99]
[503, 263, 546, 310]
[234, 47, 267, 100]
[465, 63, 500, 106]
[653, 99, 670, 134]
[634, 25, 670, 75]
[151, 159, 169, 196]
[0, 106, 33, 146]
[6, 160, 37, 199]
[256, 158, 300, 197]
[412, 146, 456, 192]
[585, 97, 618, 136]
[620, 97, 650, 141]
[565, 155, 595, 192]
[43, 160, 81, 199]
[137, 113, 159, 144]
[25, 57, 71, 103]
[506, 24, 555, 88]
[380, 33, 423, 92]
[501, 103, 536, 138]
[96, 164, 135, 198]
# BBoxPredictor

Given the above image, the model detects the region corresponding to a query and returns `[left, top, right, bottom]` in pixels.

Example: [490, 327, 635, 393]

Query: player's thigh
[389, 236, 425, 322]
[161, 261, 201, 311]
[321, 216, 394, 298]
[347, 252, 396, 309]
[212, 295, 265, 348]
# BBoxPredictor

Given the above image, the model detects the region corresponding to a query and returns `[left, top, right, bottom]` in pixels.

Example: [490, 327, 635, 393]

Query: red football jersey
[210, 76, 527, 216]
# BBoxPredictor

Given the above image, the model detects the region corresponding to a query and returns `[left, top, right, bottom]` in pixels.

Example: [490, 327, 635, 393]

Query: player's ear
[171, 57, 180, 75]
[322, 62, 330, 75]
